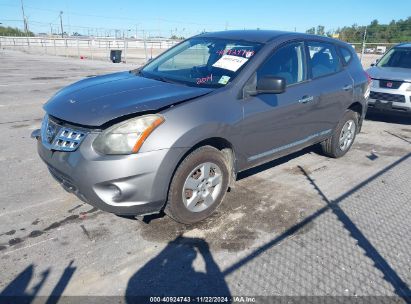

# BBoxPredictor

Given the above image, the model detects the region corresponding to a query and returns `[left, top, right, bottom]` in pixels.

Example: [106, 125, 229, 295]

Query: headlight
[93, 114, 164, 155]
[406, 83, 411, 91]
[371, 79, 379, 88]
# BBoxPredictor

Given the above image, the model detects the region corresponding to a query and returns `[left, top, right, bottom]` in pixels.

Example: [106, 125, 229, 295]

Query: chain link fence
[0, 35, 403, 68]
[348, 42, 397, 68]
[0, 36, 180, 65]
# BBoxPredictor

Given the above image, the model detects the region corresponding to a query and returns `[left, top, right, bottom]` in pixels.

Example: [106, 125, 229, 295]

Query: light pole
[20, 0, 29, 34]
[360, 26, 367, 63]
[59, 11, 64, 38]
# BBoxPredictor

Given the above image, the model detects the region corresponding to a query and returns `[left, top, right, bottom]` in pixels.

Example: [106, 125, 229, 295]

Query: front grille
[379, 79, 403, 89]
[369, 91, 406, 103]
[41, 115, 87, 152]
[52, 128, 86, 151]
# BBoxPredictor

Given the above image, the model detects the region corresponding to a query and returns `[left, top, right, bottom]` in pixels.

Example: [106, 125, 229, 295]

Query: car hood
[367, 66, 411, 82]
[43, 71, 213, 126]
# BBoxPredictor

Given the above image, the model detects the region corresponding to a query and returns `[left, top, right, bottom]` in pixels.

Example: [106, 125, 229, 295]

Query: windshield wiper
[149, 74, 191, 86]
[151, 75, 173, 83]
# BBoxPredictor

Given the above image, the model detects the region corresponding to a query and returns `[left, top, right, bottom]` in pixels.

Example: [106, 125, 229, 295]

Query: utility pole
[59, 11, 64, 38]
[360, 26, 367, 63]
[143, 29, 148, 62]
[20, 0, 28, 34]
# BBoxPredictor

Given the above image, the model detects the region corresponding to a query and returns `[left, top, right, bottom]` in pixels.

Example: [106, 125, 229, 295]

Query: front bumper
[36, 132, 187, 216]
[368, 86, 411, 114]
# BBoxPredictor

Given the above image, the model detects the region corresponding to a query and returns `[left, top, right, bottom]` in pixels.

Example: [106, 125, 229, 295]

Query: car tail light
[365, 71, 372, 85]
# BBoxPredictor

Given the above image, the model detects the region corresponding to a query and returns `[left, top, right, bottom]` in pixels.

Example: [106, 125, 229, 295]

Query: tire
[165, 146, 230, 224]
[321, 110, 359, 158]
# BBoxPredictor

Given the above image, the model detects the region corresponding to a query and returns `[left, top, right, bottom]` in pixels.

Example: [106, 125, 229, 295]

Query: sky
[1, 0, 410, 37]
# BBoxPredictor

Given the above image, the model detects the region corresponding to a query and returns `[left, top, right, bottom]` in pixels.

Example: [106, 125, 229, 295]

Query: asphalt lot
[0, 49, 410, 302]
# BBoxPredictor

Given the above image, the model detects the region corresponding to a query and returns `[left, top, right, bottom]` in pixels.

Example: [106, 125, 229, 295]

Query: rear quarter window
[307, 41, 342, 78]
[339, 47, 353, 65]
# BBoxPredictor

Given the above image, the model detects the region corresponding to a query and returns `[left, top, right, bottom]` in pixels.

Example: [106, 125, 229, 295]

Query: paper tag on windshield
[212, 55, 249, 72]
[218, 75, 231, 85]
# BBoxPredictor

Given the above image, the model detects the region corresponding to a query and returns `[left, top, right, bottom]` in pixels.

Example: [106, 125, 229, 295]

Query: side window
[257, 42, 306, 86]
[340, 47, 352, 65]
[307, 42, 342, 78]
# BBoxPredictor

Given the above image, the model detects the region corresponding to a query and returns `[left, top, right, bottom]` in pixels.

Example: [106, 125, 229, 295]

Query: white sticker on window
[212, 55, 249, 72]
[218, 75, 231, 85]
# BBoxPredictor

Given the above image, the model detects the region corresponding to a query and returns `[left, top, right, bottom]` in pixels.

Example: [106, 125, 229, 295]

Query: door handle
[343, 84, 353, 91]
[298, 95, 314, 104]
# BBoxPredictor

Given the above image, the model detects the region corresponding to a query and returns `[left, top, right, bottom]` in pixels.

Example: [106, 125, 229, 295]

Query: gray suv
[32, 31, 369, 224]
[367, 43, 411, 114]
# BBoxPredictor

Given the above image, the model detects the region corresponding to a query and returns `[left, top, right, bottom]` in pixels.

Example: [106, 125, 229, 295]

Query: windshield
[377, 47, 411, 69]
[141, 37, 263, 88]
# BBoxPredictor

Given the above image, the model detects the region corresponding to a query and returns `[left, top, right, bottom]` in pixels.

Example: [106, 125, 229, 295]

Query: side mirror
[248, 76, 286, 96]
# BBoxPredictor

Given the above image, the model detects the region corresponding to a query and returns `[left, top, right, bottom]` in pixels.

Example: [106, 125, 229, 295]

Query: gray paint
[247, 129, 332, 161]
[35, 31, 368, 216]
[44, 71, 212, 126]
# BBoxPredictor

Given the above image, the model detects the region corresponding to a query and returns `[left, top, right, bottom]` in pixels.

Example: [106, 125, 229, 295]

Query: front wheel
[165, 146, 230, 224]
[321, 110, 359, 158]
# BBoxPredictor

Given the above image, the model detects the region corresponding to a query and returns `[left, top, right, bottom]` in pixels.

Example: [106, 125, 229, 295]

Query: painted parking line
[2, 237, 56, 255]
[0, 198, 61, 217]
[0, 82, 49, 86]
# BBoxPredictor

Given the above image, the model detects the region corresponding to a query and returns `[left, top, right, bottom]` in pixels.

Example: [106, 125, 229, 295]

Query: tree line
[306, 16, 411, 43]
[0, 26, 34, 37]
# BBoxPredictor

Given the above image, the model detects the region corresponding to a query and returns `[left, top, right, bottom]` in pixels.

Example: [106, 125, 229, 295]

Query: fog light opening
[108, 184, 122, 201]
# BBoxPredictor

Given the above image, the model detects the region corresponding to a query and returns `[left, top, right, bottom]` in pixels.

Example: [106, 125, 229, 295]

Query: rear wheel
[321, 110, 358, 158]
[165, 146, 230, 224]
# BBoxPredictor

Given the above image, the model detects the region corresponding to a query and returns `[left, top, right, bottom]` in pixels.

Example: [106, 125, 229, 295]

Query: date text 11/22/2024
[149, 296, 256, 303]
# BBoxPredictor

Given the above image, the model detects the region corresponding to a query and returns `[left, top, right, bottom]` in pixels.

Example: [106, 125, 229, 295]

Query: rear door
[305, 41, 354, 133]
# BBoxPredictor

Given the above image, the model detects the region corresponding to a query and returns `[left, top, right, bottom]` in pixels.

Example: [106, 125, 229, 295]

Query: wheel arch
[348, 101, 364, 132]
[186, 137, 236, 185]
[166, 137, 237, 203]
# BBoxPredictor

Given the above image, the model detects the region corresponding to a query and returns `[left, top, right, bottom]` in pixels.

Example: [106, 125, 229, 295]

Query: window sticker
[212, 55, 249, 72]
[216, 49, 255, 57]
[196, 74, 213, 85]
[218, 75, 231, 85]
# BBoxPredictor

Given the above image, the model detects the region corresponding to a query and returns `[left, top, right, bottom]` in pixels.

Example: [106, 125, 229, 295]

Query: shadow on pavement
[0, 260, 76, 304]
[125, 236, 230, 300]
[385, 130, 411, 144]
[223, 152, 411, 302]
[0, 265, 48, 301]
[131, 144, 411, 300]
[366, 109, 411, 125]
[297, 165, 411, 302]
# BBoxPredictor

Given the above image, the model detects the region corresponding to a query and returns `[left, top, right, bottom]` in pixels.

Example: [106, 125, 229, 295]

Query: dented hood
[43, 71, 212, 126]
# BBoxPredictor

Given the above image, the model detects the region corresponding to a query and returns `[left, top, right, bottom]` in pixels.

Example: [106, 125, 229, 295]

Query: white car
[367, 43, 411, 114]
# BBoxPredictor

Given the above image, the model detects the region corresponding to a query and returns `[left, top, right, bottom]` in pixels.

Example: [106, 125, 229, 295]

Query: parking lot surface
[0, 50, 410, 302]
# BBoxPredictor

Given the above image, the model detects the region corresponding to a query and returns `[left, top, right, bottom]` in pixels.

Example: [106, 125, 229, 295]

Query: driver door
[240, 41, 321, 166]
